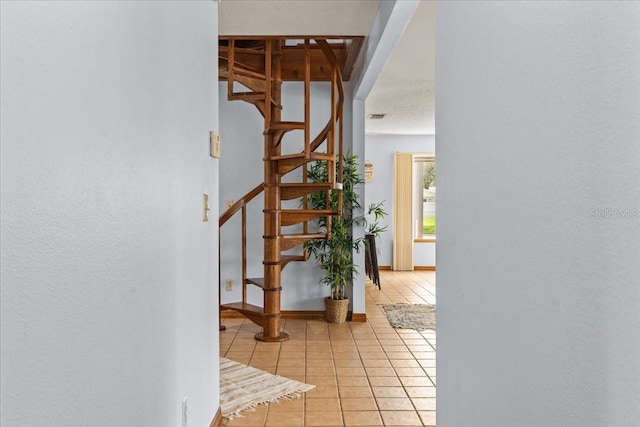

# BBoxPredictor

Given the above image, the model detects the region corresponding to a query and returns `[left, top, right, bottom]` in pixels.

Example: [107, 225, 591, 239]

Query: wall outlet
[225, 279, 233, 291]
[182, 396, 188, 427]
[225, 199, 234, 209]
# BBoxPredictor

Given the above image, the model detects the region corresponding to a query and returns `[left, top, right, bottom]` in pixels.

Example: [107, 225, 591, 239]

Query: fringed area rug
[380, 303, 436, 331]
[220, 357, 315, 419]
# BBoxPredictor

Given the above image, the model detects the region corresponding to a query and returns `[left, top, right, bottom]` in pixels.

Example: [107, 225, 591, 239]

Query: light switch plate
[210, 131, 221, 158]
[202, 194, 209, 222]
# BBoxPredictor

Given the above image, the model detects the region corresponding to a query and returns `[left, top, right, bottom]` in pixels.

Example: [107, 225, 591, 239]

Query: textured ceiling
[219, 0, 380, 36]
[219, 0, 435, 135]
[365, 1, 435, 135]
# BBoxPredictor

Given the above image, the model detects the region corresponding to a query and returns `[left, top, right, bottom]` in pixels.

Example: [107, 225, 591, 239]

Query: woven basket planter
[324, 297, 349, 323]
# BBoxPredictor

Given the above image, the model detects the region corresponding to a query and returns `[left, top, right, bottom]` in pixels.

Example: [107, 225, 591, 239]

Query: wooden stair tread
[264, 121, 305, 135]
[219, 45, 266, 56]
[281, 209, 335, 214]
[281, 233, 327, 240]
[221, 302, 264, 315]
[270, 121, 305, 129]
[280, 255, 306, 263]
[229, 91, 265, 100]
[271, 152, 333, 161]
[279, 183, 332, 188]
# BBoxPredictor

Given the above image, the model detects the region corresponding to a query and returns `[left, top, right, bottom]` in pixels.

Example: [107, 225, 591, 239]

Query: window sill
[414, 237, 436, 243]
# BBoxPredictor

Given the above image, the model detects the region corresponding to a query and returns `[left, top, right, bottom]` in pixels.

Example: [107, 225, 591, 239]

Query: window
[414, 155, 436, 238]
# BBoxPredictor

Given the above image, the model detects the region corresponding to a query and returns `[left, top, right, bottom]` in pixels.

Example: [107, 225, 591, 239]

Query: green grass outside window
[423, 217, 436, 235]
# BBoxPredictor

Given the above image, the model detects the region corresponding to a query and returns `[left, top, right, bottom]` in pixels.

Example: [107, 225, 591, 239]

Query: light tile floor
[220, 270, 436, 427]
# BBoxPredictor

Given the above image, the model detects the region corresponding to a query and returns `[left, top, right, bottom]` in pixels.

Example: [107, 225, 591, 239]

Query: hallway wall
[0, 3, 220, 426]
[437, 2, 640, 426]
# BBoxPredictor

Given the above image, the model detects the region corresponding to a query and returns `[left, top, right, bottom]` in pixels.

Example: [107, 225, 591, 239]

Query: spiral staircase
[218, 37, 362, 341]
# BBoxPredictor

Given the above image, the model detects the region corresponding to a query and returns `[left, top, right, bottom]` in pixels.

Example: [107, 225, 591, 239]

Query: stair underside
[219, 66, 266, 89]
[220, 302, 264, 327]
[220, 45, 267, 56]
[245, 256, 307, 287]
[228, 65, 268, 81]
[278, 254, 307, 266]
[242, 98, 280, 118]
[279, 209, 335, 226]
[219, 67, 279, 117]
[280, 233, 326, 251]
[246, 277, 264, 288]
[228, 91, 264, 101]
[218, 39, 365, 82]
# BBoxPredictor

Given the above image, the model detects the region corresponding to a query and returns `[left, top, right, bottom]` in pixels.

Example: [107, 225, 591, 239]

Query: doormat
[220, 357, 315, 419]
[380, 303, 436, 331]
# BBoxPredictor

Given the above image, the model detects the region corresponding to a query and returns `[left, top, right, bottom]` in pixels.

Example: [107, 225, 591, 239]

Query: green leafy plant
[423, 162, 436, 190]
[305, 153, 387, 300]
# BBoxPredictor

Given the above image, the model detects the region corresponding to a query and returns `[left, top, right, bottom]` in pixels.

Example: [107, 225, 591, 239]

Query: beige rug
[380, 303, 436, 331]
[220, 357, 315, 419]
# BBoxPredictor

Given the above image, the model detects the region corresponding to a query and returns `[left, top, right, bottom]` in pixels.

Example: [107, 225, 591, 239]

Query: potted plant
[305, 153, 387, 323]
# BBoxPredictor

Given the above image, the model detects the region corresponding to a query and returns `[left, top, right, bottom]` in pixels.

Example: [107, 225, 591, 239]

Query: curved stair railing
[219, 37, 345, 341]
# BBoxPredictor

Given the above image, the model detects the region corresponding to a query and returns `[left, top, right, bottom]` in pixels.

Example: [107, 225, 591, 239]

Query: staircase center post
[258, 39, 289, 342]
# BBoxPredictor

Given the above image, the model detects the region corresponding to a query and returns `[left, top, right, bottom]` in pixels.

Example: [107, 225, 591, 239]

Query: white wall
[437, 2, 640, 426]
[0, 3, 220, 427]
[219, 82, 355, 311]
[365, 134, 435, 267]
[349, 96, 366, 314]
